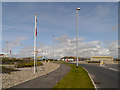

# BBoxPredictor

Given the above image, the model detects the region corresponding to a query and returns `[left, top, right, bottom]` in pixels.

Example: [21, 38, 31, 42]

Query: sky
[1, 2, 118, 58]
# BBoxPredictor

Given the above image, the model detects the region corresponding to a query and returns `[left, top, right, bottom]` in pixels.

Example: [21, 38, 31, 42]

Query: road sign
[34, 49, 38, 54]
[100, 60, 103, 66]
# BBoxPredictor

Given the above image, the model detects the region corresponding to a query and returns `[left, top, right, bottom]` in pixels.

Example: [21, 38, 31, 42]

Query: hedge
[2, 66, 19, 74]
[88, 61, 100, 63]
[17, 61, 43, 68]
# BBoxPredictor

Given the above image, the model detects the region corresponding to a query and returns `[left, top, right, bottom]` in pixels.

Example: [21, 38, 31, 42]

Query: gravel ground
[2, 62, 60, 89]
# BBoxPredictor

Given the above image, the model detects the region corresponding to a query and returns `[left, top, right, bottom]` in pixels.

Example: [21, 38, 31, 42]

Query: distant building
[65, 58, 73, 61]
[0, 54, 9, 58]
[61, 58, 73, 61]
[61, 56, 75, 61]
[90, 56, 113, 61]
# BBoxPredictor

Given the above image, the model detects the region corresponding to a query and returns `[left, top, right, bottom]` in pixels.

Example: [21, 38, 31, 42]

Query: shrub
[17, 61, 43, 68]
[116, 59, 120, 61]
[2, 66, 19, 74]
[88, 61, 100, 63]
[37, 62, 43, 66]
[16, 63, 22, 68]
[2, 57, 25, 65]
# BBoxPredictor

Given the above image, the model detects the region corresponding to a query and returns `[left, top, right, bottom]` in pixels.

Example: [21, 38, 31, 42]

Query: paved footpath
[7, 64, 71, 89]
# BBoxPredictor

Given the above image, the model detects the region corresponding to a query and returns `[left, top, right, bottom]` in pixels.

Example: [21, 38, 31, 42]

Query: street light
[53, 35, 54, 63]
[76, 8, 80, 68]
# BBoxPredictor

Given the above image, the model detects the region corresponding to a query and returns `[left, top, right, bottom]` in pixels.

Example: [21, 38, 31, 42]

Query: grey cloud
[7, 36, 28, 48]
[55, 36, 68, 43]
[95, 4, 110, 18]
[3, 36, 28, 54]
[10, 36, 118, 58]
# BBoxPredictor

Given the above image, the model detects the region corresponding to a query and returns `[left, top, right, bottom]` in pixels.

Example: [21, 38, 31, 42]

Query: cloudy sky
[1, 2, 118, 58]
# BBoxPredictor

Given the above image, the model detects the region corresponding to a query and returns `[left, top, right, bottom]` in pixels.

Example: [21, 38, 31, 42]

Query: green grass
[53, 63, 95, 89]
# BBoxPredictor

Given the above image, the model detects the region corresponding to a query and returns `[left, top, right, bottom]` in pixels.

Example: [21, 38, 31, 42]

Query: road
[79, 63, 119, 89]
[104, 64, 119, 71]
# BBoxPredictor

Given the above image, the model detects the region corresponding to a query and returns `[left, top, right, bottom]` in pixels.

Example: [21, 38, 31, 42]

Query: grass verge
[53, 63, 95, 89]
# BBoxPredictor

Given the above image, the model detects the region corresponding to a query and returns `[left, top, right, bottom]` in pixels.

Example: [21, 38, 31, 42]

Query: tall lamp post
[76, 8, 80, 68]
[53, 35, 54, 63]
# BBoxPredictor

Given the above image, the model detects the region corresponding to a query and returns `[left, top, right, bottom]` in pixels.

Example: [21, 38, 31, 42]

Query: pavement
[7, 64, 71, 89]
[79, 63, 119, 89]
[2, 65, 15, 68]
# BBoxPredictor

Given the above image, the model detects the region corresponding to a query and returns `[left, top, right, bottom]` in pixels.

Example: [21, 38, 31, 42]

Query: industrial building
[90, 56, 113, 61]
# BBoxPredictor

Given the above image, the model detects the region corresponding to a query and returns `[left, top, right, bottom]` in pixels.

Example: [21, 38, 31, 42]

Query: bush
[88, 61, 100, 63]
[2, 66, 19, 74]
[17, 61, 43, 68]
[116, 59, 120, 61]
[2, 57, 25, 64]
[2, 57, 34, 66]
[16, 63, 22, 68]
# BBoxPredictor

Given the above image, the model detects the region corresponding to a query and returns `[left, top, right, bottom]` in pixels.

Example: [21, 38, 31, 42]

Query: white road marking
[100, 65, 119, 72]
[82, 67, 97, 90]
[109, 68, 119, 72]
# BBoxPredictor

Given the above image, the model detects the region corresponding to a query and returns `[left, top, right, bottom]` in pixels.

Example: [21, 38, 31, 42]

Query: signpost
[100, 60, 103, 66]
[34, 49, 38, 72]
[35, 49, 38, 72]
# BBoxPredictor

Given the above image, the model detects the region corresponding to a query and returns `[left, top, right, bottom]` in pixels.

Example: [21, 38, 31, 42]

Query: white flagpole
[34, 14, 37, 73]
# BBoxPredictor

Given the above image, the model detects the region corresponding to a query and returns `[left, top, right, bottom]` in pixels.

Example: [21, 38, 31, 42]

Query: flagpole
[34, 13, 37, 73]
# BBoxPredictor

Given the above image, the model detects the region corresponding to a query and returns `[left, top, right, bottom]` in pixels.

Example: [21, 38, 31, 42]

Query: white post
[34, 14, 37, 73]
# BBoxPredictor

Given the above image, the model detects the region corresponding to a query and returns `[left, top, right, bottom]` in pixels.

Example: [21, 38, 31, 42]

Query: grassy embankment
[53, 63, 95, 89]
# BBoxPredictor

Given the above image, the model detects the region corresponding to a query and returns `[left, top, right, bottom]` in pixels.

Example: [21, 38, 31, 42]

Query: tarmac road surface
[79, 63, 119, 89]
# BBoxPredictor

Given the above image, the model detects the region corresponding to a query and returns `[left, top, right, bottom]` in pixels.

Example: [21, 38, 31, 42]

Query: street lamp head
[76, 8, 80, 10]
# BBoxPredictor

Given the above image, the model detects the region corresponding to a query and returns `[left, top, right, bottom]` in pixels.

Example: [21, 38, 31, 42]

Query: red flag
[35, 28, 37, 36]
[10, 50, 12, 54]
[35, 17, 37, 36]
